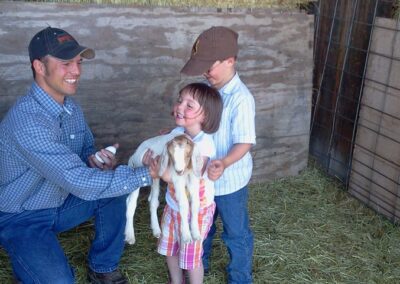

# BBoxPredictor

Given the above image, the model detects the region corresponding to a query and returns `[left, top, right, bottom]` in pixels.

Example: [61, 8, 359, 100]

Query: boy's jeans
[0, 194, 127, 283]
[202, 186, 254, 284]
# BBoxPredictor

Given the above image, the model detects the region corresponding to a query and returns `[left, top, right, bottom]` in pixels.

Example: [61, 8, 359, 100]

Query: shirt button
[142, 177, 146, 181]
[70, 134, 75, 139]
[124, 186, 128, 190]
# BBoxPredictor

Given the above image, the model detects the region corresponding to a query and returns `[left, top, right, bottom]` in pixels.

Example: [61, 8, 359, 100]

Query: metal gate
[310, 0, 400, 223]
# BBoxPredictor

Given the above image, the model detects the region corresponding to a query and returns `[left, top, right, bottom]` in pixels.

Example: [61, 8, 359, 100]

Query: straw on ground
[0, 162, 399, 283]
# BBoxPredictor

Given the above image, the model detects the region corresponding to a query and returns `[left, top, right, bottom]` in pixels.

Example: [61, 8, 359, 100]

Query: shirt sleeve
[197, 134, 216, 159]
[231, 94, 256, 145]
[13, 119, 151, 201]
[81, 121, 96, 164]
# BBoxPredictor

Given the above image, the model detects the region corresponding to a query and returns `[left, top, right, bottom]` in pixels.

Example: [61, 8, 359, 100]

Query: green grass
[1, 163, 400, 283]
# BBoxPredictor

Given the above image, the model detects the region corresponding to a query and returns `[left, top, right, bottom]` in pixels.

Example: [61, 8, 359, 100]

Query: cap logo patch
[57, 34, 74, 44]
[191, 39, 200, 56]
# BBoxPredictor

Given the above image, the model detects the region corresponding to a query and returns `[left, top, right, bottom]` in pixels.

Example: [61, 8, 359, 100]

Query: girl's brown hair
[179, 82, 223, 134]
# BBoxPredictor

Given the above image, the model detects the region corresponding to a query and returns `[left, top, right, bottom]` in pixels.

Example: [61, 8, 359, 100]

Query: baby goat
[125, 132, 203, 245]
[159, 134, 203, 243]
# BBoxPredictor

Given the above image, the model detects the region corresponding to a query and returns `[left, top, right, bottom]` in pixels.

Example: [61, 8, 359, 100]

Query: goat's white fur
[125, 132, 203, 245]
[159, 135, 203, 243]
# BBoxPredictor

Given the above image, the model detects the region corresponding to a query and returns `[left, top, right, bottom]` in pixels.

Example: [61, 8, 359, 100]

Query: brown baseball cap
[181, 26, 238, 76]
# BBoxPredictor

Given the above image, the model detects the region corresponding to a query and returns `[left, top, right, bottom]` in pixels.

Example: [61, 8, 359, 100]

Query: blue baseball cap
[28, 27, 95, 62]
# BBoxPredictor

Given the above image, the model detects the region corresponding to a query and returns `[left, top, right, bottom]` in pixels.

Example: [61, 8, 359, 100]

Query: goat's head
[167, 135, 194, 175]
[159, 134, 203, 177]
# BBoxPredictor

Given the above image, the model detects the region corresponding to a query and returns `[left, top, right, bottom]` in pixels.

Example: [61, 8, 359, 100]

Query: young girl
[157, 82, 223, 284]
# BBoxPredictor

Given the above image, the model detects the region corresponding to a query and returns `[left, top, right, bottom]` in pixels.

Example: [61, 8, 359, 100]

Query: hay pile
[14, 0, 313, 9]
[1, 163, 399, 283]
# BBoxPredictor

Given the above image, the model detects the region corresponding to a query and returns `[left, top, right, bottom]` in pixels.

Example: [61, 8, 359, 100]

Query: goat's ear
[158, 145, 169, 176]
[191, 143, 203, 177]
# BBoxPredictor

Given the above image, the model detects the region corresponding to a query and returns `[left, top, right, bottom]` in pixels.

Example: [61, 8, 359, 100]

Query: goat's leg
[187, 174, 201, 241]
[125, 189, 140, 245]
[174, 177, 192, 244]
[149, 178, 161, 238]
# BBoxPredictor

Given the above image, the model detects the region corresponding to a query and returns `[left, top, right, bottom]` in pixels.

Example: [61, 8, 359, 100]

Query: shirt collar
[175, 126, 204, 143]
[192, 130, 205, 143]
[219, 72, 239, 96]
[30, 82, 74, 118]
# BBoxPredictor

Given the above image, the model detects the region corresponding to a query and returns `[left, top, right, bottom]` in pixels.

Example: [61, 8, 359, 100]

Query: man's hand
[88, 143, 119, 170]
[149, 155, 160, 179]
[142, 149, 155, 167]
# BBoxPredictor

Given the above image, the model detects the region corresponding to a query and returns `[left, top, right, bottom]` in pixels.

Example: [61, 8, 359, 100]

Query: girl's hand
[207, 159, 225, 181]
[159, 128, 172, 135]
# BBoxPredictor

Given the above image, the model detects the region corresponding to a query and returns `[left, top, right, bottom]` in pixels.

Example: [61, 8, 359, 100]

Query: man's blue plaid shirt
[0, 82, 151, 213]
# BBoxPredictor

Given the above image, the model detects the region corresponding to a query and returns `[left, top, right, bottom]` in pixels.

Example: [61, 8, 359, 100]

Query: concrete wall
[0, 1, 313, 183]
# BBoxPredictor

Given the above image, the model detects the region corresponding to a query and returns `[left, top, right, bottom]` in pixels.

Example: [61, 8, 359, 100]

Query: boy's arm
[208, 143, 252, 181]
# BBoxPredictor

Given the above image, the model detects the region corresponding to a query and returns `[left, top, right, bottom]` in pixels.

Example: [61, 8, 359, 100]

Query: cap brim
[53, 45, 95, 60]
[80, 47, 95, 59]
[180, 58, 214, 76]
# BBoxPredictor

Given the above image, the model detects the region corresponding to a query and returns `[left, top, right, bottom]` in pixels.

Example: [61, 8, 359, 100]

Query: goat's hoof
[125, 236, 136, 245]
[181, 235, 193, 244]
[191, 232, 201, 241]
[152, 227, 161, 238]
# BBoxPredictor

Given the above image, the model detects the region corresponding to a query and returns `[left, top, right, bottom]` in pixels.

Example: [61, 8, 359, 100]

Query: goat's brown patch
[166, 135, 194, 173]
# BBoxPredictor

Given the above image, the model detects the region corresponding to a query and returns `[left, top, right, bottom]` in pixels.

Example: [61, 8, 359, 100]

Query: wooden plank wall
[0, 2, 313, 183]
[349, 17, 400, 223]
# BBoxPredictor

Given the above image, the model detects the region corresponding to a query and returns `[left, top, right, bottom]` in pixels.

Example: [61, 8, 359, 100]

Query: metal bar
[349, 182, 400, 222]
[359, 104, 400, 125]
[310, 0, 340, 132]
[345, 0, 380, 189]
[327, 0, 359, 177]
[353, 142, 400, 169]
[352, 157, 400, 187]
[363, 4, 397, 211]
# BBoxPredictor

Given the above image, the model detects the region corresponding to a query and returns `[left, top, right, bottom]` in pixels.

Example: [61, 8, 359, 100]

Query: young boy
[181, 26, 256, 284]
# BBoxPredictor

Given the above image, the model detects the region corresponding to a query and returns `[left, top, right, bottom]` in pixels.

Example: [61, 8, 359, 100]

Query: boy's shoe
[87, 268, 128, 284]
[204, 268, 210, 276]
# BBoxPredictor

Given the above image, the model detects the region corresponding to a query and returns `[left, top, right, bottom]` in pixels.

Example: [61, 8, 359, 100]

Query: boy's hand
[207, 159, 225, 181]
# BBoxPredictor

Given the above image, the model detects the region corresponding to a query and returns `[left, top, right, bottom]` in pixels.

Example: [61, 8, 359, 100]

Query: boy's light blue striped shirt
[213, 73, 256, 196]
[0, 82, 151, 213]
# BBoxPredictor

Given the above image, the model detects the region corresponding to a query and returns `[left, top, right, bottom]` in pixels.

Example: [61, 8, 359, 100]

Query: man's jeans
[0, 194, 127, 283]
[202, 186, 254, 284]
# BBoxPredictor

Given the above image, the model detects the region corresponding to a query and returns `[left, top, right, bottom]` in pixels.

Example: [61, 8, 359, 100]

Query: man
[0, 27, 156, 284]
